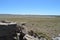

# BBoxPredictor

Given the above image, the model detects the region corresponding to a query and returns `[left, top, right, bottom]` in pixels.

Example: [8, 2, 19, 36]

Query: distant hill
[0, 14, 60, 18]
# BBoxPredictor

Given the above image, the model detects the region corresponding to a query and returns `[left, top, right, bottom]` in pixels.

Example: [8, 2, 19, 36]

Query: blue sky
[0, 0, 60, 15]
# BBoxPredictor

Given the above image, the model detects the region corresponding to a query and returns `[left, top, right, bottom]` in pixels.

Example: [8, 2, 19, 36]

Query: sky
[0, 0, 60, 15]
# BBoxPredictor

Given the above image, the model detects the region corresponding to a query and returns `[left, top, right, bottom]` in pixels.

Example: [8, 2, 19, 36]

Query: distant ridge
[0, 14, 60, 18]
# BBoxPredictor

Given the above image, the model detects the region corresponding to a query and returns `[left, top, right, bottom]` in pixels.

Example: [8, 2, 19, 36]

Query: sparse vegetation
[0, 15, 60, 40]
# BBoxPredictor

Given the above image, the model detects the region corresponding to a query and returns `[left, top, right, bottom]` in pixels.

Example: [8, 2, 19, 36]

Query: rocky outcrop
[0, 21, 48, 40]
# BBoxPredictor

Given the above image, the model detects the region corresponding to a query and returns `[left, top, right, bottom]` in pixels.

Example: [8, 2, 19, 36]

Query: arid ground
[0, 15, 60, 40]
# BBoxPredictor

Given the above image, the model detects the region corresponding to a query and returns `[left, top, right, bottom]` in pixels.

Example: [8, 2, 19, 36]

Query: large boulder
[0, 21, 17, 37]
